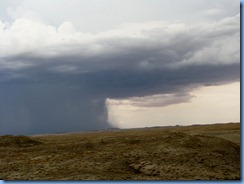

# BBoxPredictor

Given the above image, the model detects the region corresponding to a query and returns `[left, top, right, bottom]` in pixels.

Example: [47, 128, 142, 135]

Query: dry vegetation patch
[0, 122, 240, 180]
[0, 135, 42, 147]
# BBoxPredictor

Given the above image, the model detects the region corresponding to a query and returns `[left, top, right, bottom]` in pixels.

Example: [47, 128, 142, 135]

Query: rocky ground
[0, 122, 240, 180]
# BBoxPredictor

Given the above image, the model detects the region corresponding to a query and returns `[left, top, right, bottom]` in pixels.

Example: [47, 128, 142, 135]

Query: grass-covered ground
[0, 122, 240, 180]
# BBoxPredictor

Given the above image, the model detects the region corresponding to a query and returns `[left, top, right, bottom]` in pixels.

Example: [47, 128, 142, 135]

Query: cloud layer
[0, 14, 240, 80]
[0, 8, 240, 135]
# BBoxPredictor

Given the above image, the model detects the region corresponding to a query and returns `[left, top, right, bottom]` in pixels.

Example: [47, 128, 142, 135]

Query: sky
[0, 0, 240, 135]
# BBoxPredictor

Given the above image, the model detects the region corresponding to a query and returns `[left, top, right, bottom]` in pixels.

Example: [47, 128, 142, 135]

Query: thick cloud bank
[0, 13, 240, 135]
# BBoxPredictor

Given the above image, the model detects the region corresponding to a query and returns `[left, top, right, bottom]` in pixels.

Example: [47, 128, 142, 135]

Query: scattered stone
[129, 162, 160, 176]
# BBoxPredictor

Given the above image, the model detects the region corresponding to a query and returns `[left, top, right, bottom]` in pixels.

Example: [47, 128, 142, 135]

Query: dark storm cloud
[0, 83, 110, 135]
[0, 14, 240, 135]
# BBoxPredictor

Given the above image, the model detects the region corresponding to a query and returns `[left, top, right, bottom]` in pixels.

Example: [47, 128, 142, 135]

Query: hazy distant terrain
[0, 123, 240, 180]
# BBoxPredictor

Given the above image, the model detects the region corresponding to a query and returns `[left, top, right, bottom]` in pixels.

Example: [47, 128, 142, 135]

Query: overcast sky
[0, 0, 240, 135]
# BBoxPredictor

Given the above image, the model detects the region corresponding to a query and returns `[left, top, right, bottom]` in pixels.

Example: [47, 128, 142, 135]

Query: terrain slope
[0, 122, 240, 180]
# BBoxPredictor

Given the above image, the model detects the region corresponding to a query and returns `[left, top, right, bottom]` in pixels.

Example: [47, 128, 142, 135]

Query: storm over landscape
[0, 0, 240, 135]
